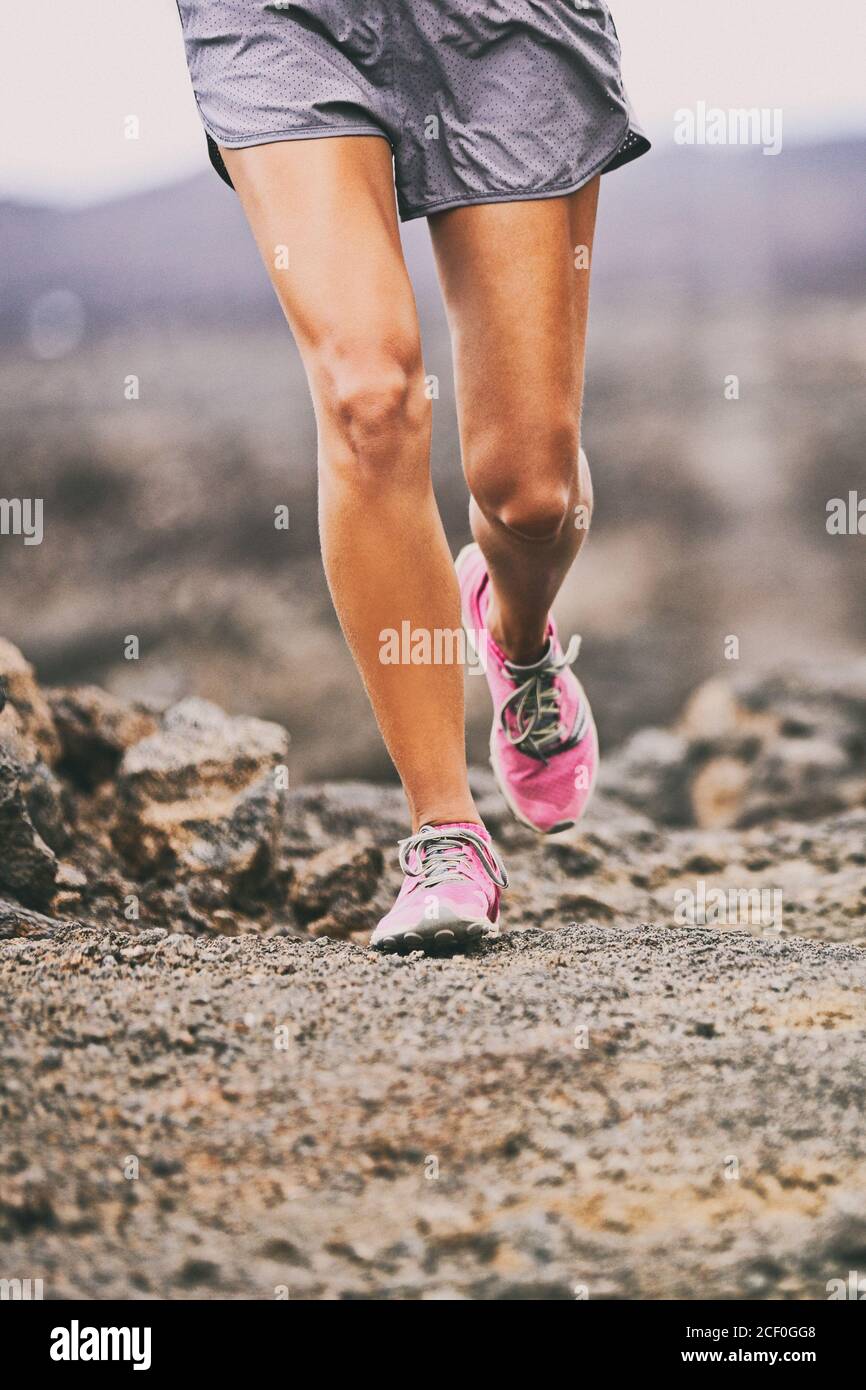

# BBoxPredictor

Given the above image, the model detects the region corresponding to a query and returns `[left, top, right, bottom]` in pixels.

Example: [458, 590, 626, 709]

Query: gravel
[2, 920, 864, 1300]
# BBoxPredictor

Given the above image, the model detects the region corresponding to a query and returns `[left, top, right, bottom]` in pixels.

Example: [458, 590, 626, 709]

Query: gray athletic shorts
[175, 1, 649, 221]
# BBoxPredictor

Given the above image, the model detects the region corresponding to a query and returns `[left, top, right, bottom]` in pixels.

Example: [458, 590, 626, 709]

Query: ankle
[485, 597, 547, 666]
[410, 802, 482, 833]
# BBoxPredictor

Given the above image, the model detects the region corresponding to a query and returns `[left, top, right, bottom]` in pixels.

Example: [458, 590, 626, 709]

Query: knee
[313, 334, 429, 478]
[468, 416, 590, 541]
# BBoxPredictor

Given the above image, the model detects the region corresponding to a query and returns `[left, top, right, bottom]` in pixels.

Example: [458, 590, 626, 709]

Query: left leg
[429, 184, 601, 834]
[429, 180, 599, 664]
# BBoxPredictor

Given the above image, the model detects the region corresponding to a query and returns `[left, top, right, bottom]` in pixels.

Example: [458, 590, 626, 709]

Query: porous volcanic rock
[112, 696, 290, 890]
[47, 684, 158, 790]
[601, 664, 866, 829]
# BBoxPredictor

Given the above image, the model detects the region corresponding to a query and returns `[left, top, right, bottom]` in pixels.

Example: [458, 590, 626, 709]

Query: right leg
[221, 136, 478, 830]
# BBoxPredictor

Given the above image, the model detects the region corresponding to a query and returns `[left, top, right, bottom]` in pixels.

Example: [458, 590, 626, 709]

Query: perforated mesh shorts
[175, 1, 649, 221]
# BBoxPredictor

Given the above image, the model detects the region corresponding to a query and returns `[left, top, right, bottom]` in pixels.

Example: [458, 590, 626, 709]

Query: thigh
[428, 181, 601, 443]
[221, 136, 421, 382]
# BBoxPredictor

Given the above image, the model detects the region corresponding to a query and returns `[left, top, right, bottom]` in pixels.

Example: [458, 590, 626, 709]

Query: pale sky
[1, 0, 864, 205]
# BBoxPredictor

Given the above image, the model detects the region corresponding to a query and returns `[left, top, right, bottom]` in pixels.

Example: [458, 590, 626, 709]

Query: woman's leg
[222, 136, 479, 829]
[429, 180, 600, 664]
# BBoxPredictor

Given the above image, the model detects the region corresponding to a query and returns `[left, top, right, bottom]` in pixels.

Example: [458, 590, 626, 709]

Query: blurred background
[0, 0, 864, 781]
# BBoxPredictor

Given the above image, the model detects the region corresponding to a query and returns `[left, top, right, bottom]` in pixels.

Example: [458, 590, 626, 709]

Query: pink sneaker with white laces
[370, 822, 508, 955]
[456, 542, 598, 834]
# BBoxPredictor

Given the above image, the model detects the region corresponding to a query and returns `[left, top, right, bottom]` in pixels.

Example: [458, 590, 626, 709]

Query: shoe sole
[456, 542, 599, 837]
[371, 915, 499, 957]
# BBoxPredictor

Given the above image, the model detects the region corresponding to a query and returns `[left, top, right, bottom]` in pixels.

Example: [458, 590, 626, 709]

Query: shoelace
[398, 824, 509, 890]
[498, 634, 582, 764]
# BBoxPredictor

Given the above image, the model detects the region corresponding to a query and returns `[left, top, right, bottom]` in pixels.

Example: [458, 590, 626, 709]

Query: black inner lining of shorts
[207, 135, 235, 189]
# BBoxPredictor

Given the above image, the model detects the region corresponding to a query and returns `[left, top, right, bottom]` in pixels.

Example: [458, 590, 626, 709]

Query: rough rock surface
[48, 684, 158, 791]
[1, 924, 864, 1300]
[0, 637, 60, 766]
[112, 696, 289, 883]
[602, 664, 866, 830]
[0, 746, 58, 909]
[0, 639, 864, 1298]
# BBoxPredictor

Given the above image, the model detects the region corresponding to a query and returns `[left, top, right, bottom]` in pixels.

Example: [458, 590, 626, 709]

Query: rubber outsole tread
[372, 918, 497, 957]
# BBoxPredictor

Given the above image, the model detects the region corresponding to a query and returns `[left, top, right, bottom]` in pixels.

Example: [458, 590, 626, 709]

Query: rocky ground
[1, 640, 865, 1299]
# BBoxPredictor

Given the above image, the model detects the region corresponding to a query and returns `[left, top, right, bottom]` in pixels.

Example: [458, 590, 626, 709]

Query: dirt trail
[2, 921, 864, 1299]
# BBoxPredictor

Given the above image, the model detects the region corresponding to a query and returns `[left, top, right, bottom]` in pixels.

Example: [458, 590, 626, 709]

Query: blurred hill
[0, 139, 864, 783]
[1, 140, 864, 341]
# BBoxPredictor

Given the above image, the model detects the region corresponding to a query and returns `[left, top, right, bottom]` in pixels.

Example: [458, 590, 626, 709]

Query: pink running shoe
[370, 822, 508, 954]
[456, 542, 598, 834]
